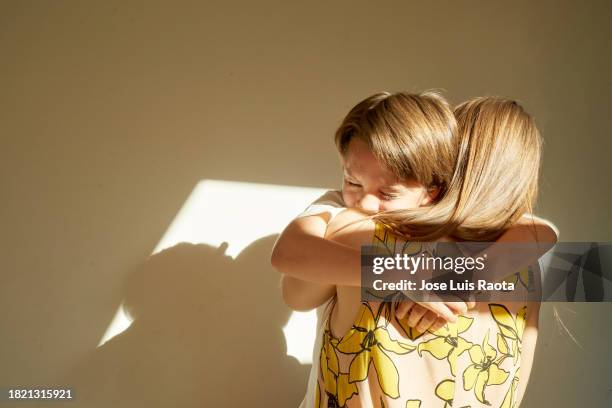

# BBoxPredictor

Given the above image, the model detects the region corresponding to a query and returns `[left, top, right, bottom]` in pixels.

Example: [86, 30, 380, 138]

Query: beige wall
[1, 1, 610, 407]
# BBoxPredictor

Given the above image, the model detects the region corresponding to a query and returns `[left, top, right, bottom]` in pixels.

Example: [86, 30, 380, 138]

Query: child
[273, 91, 471, 329]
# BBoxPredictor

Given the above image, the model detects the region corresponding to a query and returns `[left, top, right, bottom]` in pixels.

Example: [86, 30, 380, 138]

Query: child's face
[340, 137, 435, 214]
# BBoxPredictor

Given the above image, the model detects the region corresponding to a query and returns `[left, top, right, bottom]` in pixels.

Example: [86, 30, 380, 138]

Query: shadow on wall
[60, 235, 308, 408]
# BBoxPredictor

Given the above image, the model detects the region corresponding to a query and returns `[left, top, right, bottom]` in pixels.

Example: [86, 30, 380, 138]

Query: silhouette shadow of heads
[61, 235, 309, 408]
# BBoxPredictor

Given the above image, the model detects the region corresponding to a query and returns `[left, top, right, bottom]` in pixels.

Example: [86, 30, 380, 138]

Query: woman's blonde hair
[372, 96, 543, 241]
[335, 90, 458, 199]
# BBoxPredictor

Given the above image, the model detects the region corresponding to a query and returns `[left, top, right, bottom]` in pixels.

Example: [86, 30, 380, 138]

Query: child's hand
[395, 295, 476, 333]
[398, 303, 447, 333]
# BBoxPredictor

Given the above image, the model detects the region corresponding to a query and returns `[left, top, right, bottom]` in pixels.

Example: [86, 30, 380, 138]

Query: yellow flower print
[401, 241, 422, 256]
[489, 304, 527, 365]
[434, 379, 454, 408]
[320, 329, 339, 390]
[495, 332, 513, 366]
[406, 399, 422, 407]
[324, 373, 359, 407]
[462, 330, 510, 405]
[372, 221, 426, 258]
[372, 222, 397, 255]
[417, 315, 474, 376]
[336, 303, 416, 399]
[397, 318, 427, 341]
[498, 266, 532, 291]
[500, 371, 520, 408]
[320, 329, 358, 407]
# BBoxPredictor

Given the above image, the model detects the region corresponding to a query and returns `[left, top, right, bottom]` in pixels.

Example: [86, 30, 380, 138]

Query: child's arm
[465, 215, 558, 287]
[279, 273, 336, 311]
[324, 208, 558, 329]
[273, 210, 351, 310]
[271, 212, 363, 287]
[324, 208, 469, 323]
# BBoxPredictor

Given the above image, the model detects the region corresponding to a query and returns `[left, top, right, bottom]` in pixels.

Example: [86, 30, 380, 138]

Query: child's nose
[357, 194, 380, 214]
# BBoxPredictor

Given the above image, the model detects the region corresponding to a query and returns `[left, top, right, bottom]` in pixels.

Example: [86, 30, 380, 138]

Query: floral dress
[306, 223, 539, 408]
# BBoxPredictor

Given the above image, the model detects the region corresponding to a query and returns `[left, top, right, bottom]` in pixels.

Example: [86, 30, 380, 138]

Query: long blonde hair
[373, 96, 543, 241]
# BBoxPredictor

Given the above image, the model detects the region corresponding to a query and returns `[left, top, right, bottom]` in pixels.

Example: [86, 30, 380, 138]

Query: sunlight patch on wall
[282, 310, 318, 364]
[97, 301, 132, 347]
[152, 179, 327, 258]
[97, 179, 331, 363]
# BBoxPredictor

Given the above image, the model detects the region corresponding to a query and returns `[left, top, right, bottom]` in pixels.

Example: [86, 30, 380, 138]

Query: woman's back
[312, 211, 541, 408]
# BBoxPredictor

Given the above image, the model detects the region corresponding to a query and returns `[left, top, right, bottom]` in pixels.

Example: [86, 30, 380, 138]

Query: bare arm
[467, 218, 557, 284]
[272, 207, 557, 318]
[271, 213, 362, 286]
[324, 209, 557, 330]
[272, 212, 350, 310]
[279, 274, 336, 311]
[325, 208, 470, 323]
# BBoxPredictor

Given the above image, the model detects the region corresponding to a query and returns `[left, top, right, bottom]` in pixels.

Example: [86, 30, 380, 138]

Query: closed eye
[345, 178, 361, 187]
[381, 192, 398, 200]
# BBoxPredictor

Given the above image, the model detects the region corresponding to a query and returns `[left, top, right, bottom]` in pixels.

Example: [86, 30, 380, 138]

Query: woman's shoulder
[518, 213, 560, 240]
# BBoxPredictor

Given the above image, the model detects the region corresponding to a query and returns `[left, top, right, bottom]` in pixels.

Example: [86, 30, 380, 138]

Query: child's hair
[324, 90, 459, 319]
[334, 90, 458, 200]
[373, 96, 543, 241]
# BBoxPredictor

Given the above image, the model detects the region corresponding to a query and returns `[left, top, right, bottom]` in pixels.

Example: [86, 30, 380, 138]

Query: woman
[314, 97, 556, 407]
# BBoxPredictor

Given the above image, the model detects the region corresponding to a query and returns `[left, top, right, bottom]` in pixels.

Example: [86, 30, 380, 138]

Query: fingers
[407, 304, 429, 328]
[399, 303, 454, 334]
[395, 300, 414, 320]
[399, 295, 476, 334]
[445, 300, 468, 315]
[429, 316, 447, 332]
[441, 293, 477, 314]
[414, 293, 458, 322]
[466, 293, 476, 309]
[415, 310, 439, 333]
[422, 302, 457, 323]
[466, 299, 476, 309]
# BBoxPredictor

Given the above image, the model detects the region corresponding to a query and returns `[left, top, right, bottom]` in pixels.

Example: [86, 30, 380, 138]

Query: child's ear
[420, 186, 440, 206]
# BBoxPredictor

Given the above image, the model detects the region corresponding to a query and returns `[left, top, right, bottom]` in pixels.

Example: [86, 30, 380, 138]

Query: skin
[273, 136, 555, 333]
[274, 137, 470, 331]
[336, 137, 466, 331]
[324, 208, 545, 407]
[339, 137, 437, 213]
[273, 135, 554, 406]
[324, 208, 452, 338]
